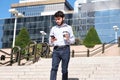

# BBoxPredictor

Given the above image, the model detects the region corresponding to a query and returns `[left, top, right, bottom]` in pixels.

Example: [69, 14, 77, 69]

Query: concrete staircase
[0, 57, 120, 80]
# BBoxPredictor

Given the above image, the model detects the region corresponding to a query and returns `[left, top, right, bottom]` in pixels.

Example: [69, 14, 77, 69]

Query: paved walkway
[0, 56, 120, 80]
[0, 44, 120, 80]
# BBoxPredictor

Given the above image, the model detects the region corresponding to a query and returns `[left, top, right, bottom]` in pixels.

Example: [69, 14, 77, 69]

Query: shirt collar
[56, 23, 68, 28]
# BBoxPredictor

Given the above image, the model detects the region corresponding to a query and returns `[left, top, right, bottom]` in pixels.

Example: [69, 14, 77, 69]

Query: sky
[0, 0, 76, 19]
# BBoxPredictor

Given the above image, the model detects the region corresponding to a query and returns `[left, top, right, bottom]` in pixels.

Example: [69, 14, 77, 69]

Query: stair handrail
[0, 49, 10, 56]
[40, 42, 50, 58]
[71, 39, 117, 57]
[0, 41, 50, 66]
[20, 41, 38, 64]
[0, 48, 11, 64]
[10, 46, 21, 66]
[88, 39, 116, 57]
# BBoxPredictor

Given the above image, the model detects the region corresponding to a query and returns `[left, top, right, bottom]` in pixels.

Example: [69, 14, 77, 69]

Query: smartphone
[51, 35, 55, 39]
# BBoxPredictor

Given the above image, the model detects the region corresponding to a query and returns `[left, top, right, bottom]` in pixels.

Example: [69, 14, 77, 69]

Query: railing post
[72, 50, 74, 57]
[45, 43, 50, 58]
[28, 41, 37, 63]
[17, 46, 21, 66]
[10, 49, 14, 66]
[102, 43, 105, 53]
[33, 41, 37, 63]
[87, 49, 90, 57]
[10, 46, 21, 66]
[40, 42, 50, 58]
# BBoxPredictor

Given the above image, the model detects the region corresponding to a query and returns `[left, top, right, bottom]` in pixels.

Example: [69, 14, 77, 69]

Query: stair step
[0, 57, 120, 80]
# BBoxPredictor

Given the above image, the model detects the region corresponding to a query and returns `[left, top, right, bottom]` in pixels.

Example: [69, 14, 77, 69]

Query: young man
[49, 11, 75, 80]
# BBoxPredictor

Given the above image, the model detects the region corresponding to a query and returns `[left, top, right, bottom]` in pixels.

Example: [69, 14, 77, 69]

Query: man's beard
[57, 20, 64, 26]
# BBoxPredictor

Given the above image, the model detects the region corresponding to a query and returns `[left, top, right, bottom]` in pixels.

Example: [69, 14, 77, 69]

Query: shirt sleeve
[68, 26, 75, 44]
[49, 27, 54, 46]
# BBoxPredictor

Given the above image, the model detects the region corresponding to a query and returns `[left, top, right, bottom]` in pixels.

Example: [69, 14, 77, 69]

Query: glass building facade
[95, 9, 120, 43]
[11, 0, 73, 17]
[76, 0, 120, 43]
[0, 0, 75, 48]
[0, 13, 73, 48]
[2, 0, 120, 48]
[12, 3, 69, 17]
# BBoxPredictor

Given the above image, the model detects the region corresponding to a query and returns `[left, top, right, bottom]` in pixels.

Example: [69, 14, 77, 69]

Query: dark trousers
[50, 45, 70, 80]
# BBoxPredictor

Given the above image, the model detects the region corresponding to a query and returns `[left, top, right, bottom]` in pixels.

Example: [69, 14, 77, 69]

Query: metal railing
[10, 46, 21, 66]
[0, 41, 50, 66]
[71, 39, 117, 57]
[1, 39, 118, 65]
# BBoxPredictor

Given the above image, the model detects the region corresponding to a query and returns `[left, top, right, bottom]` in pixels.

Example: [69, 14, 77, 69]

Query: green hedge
[83, 27, 101, 48]
[15, 27, 31, 54]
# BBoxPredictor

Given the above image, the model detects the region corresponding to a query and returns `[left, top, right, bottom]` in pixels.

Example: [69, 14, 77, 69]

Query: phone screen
[51, 35, 55, 39]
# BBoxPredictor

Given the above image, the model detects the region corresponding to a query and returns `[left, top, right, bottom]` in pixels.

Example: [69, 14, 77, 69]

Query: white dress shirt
[49, 23, 75, 46]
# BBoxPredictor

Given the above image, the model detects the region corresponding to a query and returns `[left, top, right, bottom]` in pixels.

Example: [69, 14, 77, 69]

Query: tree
[15, 27, 31, 54]
[83, 27, 101, 48]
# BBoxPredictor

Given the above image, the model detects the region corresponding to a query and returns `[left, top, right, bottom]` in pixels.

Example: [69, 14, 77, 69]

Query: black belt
[54, 45, 69, 49]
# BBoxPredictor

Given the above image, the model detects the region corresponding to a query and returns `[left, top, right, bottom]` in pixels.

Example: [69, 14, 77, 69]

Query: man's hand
[51, 36, 57, 43]
[65, 34, 70, 41]
[63, 33, 70, 41]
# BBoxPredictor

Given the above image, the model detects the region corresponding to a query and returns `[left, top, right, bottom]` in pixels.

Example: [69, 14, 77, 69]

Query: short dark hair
[54, 11, 65, 18]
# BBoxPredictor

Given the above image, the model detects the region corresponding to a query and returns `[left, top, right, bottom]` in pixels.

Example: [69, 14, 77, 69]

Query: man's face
[55, 17, 64, 26]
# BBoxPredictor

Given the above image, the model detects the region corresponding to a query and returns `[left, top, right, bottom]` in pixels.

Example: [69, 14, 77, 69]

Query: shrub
[83, 27, 101, 48]
[15, 27, 31, 54]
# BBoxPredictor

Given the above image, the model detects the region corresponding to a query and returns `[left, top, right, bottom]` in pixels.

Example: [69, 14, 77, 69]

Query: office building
[2, 0, 119, 48]
[0, 0, 74, 48]
[74, 0, 120, 43]
[11, 0, 73, 17]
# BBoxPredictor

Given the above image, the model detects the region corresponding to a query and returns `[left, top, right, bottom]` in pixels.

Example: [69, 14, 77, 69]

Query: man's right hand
[51, 37, 57, 43]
